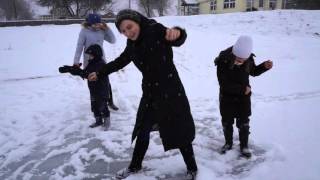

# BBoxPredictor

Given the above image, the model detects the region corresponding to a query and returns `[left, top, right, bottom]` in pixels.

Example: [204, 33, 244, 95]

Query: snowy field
[1, 10, 320, 180]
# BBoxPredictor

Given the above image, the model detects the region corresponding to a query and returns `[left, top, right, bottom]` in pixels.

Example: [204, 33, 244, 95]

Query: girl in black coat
[88, 9, 197, 179]
[214, 36, 273, 157]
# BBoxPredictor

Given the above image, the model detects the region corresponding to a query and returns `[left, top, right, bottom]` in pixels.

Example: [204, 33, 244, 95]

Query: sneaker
[115, 167, 141, 179]
[108, 103, 119, 111]
[220, 143, 232, 154]
[240, 147, 252, 158]
[103, 117, 110, 131]
[186, 170, 197, 180]
[89, 121, 103, 128]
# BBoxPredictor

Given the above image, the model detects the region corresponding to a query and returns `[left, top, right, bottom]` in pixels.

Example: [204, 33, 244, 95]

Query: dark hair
[115, 9, 142, 31]
[85, 44, 103, 58]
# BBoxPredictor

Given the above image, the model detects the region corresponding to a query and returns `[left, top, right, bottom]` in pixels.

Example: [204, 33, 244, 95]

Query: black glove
[58, 65, 85, 77]
[59, 65, 73, 73]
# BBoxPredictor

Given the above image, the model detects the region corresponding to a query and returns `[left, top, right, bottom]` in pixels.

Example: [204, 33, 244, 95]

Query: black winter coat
[97, 16, 195, 151]
[85, 58, 109, 99]
[215, 47, 268, 118]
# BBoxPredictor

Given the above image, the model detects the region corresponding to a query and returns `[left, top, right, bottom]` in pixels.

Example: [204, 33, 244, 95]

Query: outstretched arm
[152, 22, 187, 47]
[88, 45, 132, 81]
[59, 65, 88, 79]
[250, 59, 273, 76]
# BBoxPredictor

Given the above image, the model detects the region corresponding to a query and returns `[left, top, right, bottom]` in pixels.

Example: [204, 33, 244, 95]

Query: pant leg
[129, 110, 154, 169]
[179, 144, 198, 171]
[221, 116, 235, 145]
[97, 97, 110, 118]
[90, 96, 100, 118]
[236, 117, 250, 149]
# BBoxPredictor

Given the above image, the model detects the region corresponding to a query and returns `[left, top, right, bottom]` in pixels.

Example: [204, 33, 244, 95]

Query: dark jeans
[222, 116, 250, 149]
[129, 109, 198, 172]
[90, 96, 110, 118]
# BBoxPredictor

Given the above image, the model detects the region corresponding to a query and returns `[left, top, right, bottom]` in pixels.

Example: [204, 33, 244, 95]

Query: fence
[0, 18, 115, 27]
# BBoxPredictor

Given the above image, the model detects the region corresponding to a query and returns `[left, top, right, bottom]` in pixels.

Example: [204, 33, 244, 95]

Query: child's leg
[95, 97, 110, 129]
[221, 116, 235, 145]
[89, 96, 103, 128]
[236, 117, 250, 149]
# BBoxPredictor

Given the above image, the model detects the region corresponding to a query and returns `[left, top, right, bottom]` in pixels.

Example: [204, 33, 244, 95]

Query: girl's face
[91, 23, 101, 30]
[119, 20, 140, 41]
[89, 54, 94, 60]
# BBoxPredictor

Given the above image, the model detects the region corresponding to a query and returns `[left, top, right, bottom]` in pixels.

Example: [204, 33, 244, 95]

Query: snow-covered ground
[1, 10, 320, 180]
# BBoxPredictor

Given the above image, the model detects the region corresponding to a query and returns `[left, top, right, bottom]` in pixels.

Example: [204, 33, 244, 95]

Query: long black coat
[215, 47, 268, 118]
[97, 17, 195, 151]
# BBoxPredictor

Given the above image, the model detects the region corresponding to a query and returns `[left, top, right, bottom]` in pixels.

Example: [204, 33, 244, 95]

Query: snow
[1, 10, 320, 179]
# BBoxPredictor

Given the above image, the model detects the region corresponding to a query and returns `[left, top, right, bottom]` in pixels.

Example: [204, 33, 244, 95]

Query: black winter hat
[85, 44, 103, 58]
[115, 9, 141, 31]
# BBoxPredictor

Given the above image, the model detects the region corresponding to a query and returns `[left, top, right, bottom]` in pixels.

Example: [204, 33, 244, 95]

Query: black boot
[220, 125, 233, 154]
[103, 116, 110, 131]
[108, 102, 119, 111]
[239, 125, 251, 158]
[89, 117, 103, 128]
[220, 143, 232, 154]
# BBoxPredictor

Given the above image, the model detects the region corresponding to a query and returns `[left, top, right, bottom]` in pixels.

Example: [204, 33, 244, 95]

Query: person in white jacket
[73, 13, 119, 111]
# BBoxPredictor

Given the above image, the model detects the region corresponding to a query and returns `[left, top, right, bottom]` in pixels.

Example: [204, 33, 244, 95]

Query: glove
[58, 65, 84, 77]
[59, 65, 73, 73]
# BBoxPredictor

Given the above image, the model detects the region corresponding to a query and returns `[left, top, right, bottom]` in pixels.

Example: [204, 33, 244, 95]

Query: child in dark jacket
[59, 44, 110, 130]
[214, 36, 273, 158]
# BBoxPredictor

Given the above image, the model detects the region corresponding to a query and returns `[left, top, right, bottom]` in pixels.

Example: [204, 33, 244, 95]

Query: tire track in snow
[253, 90, 320, 102]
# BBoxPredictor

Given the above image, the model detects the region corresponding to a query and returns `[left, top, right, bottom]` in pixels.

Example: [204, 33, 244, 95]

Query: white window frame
[210, 0, 217, 11]
[224, 0, 236, 9]
[246, 0, 254, 9]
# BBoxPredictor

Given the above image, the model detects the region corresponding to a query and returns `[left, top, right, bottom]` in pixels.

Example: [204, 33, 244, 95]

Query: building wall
[196, 0, 282, 14]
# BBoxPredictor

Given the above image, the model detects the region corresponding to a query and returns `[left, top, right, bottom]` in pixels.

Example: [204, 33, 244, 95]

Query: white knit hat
[232, 35, 253, 59]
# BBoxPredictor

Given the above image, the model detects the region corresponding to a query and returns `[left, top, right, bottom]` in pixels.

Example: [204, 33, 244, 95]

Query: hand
[98, 23, 108, 30]
[264, 60, 273, 69]
[245, 86, 251, 95]
[88, 72, 98, 81]
[165, 28, 181, 41]
[73, 63, 82, 68]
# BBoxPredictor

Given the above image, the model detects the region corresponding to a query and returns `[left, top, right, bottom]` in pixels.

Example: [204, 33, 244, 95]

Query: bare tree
[37, 0, 112, 18]
[138, 0, 171, 17]
[0, 0, 33, 20]
[139, 0, 152, 17]
[155, 0, 170, 16]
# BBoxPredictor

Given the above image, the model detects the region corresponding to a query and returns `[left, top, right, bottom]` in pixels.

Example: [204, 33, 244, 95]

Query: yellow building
[179, 0, 284, 15]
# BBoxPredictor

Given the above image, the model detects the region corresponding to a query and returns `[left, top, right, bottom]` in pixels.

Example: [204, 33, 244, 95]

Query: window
[224, 0, 235, 9]
[259, 0, 264, 7]
[269, 0, 277, 9]
[210, 0, 217, 11]
[246, 0, 253, 9]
